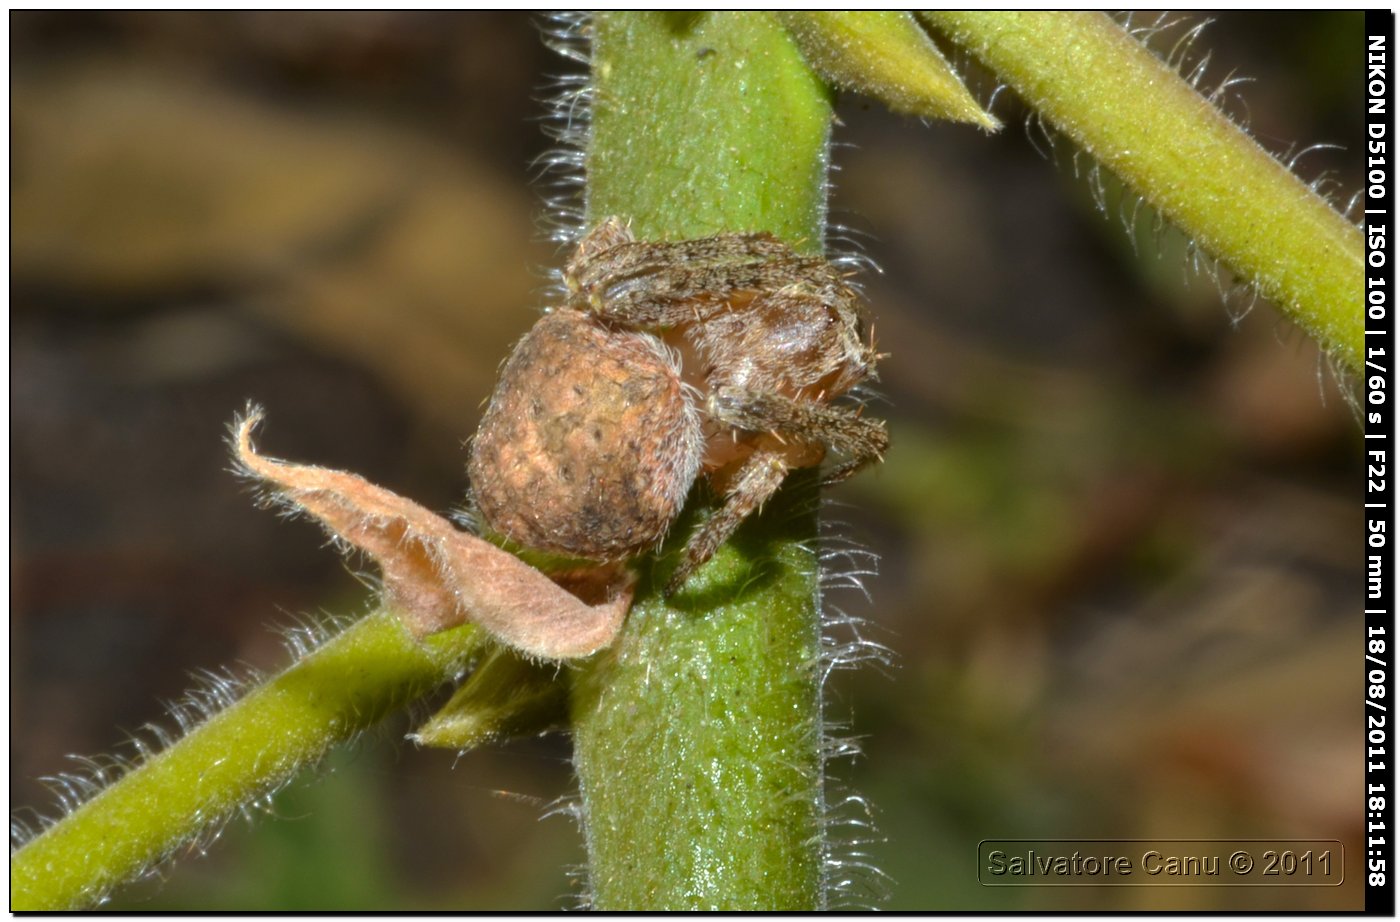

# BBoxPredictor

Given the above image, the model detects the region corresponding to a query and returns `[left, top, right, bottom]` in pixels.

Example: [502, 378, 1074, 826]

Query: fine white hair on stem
[1326, 348, 1363, 421]
[533, 12, 593, 326]
[801, 116, 895, 899]
[12, 660, 272, 905]
[536, 13, 592, 260]
[825, 215, 884, 278]
[276, 608, 356, 662]
[1345, 188, 1366, 224]
[814, 496, 895, 908]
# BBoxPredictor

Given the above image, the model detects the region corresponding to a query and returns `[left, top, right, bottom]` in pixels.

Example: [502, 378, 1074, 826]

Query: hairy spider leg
[666, 448, 790, 596]
[666, 390, 888, 595]
[709, 387, 889, 486]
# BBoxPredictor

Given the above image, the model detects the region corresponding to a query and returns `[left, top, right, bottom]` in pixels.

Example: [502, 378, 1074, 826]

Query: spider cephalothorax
[469, 217, 888, 594]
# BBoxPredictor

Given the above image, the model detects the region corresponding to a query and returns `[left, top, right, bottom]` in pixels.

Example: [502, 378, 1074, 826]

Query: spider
[468, 217, 888, 595]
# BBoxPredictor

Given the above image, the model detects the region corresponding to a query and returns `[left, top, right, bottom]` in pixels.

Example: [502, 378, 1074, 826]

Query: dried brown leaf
[232, 407, 633, 658]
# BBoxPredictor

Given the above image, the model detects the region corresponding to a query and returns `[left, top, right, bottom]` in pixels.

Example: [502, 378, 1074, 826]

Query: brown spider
[232, 219, 887, 658]
[468, 217, 888, 595]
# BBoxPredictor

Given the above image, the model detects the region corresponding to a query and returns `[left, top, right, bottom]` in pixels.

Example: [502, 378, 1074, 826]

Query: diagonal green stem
[10, 612, 483, 910]
[569, 11, 832, 910]
[923, 11, 1364, 372]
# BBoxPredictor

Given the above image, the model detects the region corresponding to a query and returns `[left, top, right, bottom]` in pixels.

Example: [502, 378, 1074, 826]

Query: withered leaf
[232, 407, 633, 659]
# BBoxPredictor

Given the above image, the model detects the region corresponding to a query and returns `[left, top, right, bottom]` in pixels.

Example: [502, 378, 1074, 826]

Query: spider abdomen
[468, 309, 702, 561]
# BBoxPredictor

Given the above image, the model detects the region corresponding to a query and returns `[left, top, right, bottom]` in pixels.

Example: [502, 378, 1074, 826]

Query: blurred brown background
[10, 11, 1364, 910]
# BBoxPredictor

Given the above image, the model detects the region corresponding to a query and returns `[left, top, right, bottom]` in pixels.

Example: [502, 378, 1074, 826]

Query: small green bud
[780, 11, 999, 130]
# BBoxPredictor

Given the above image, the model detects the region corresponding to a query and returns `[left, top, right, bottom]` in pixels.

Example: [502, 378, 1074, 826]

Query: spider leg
[666, 448, 789, 596]
[579, 293, 718, 329]
[709, 388, 889, 486]
[665, 389, 887, 594]
[566, 231, 843, 331]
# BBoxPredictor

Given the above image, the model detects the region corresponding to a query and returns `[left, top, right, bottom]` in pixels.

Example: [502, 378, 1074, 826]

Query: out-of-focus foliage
[10, 11, 1363, 910]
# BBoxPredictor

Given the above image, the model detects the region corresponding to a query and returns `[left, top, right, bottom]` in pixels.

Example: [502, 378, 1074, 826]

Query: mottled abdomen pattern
[468, 310, 701, 560]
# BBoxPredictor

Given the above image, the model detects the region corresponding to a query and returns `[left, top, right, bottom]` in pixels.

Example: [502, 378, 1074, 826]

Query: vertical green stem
[569, 12, 833, 910]
[923, 11, 1364, 371]
[10, 613, 482, 910]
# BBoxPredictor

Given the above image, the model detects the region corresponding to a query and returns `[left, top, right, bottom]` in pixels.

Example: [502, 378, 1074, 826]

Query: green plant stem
[10, 611, 483, 910]
[570, 12, 832, 910]
[923, 11, 1364, 372]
